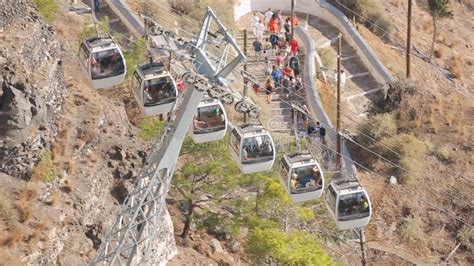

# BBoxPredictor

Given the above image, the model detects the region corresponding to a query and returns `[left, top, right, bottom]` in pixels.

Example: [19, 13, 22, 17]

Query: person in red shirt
[268, 17, 279, 33]
[289, 38, 299, 56]
[291, 15, 299, 27]
[282, 64, 294, 78]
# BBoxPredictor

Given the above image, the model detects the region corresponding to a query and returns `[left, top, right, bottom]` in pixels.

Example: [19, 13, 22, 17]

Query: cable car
[131, 62, 178, 116]
[230, 123, 275, 174]
[325, 173, 372, 230]
[79, 37, 126, 89]
[280, 152, 325, 203]
[191, 98, 227, 143]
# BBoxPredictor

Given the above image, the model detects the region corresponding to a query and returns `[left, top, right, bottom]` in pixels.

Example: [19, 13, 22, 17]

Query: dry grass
[317, 81, 337, 126]
[66, 159, 76, 175]
[0, 250, 24, 266]
[16, 186, 38, 224]
[27, 219, 51, 246]
[0, 194, 14, 221]
[2, 224, 25, 248]
[447, 54, 464, 80]
[46, 190, 58, 207]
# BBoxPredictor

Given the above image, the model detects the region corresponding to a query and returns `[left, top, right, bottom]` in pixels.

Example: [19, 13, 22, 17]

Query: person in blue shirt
[271, 65, 282, 87]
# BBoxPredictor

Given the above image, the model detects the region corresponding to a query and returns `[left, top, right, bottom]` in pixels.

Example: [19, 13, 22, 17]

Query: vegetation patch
[331, 0, 393, 41]
[318, 48, 336, 69]
[400, 217, 425, 245]
[33, 0, 58, 23]
[246, 226, 333, 265]
[358, 113, 397, 146]
[123, 38, 147, 78]
[138, 116, 165, 141]
[379, 134, 427, 184]
[31, 150, 56, 183]
[317, 81, 337, 126]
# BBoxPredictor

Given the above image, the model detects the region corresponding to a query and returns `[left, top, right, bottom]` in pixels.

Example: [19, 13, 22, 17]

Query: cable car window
[79, 43, 90, 70]
[280, 159, 290, 187]
[241, 135, 273, 164]
[326, 185, 337, 212]
[193, 105, 225, 134]
[289, 165, 322, 194]
[337, 192, 370, 221]
[132, 71, 142, 99]
[230, 129, 241, 155]
[91, 49, 125, 80]
[143, 76, 177, 107]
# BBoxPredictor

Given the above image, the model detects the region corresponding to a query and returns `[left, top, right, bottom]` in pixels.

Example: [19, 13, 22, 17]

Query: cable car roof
[84, 37, 117, 49]
[136, 62, 168, 78]
[199, 98, 220, 107]
[331, 172, 364, 193]
[236, 123, 269, 136]
[284, 151, 316, 164]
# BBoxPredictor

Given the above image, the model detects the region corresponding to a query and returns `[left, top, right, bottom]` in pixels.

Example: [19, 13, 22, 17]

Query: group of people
[290, 166, 322, 190]
[91, 50, 124, 79]
[242, 136, 273, 160]
[143, 78, 176, 105]
[249, 10, 304, 104]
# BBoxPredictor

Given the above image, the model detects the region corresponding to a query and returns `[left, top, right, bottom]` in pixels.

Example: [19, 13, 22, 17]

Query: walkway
[304, 15, 384, 128]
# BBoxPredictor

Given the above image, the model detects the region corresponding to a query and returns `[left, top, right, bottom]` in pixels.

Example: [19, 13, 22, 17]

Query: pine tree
[428, 0, 453, 60]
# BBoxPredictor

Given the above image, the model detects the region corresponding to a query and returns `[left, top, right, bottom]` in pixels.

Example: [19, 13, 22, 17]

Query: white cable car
[279, 152, 325, 203]
[191, 98, 227, 143]
[325, 174, 372, 230]
[79, 37, 126, 89]
[131, 62, 178, 116]
[230, 123, 275, 174]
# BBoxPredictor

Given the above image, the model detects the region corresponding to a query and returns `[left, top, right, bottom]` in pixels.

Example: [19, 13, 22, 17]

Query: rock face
[0, 0, 66, 178]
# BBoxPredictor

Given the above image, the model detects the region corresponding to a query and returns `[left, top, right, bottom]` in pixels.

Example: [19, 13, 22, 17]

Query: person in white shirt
[334, 69, 347, 88]
[256, 21, 265, 41]
[251, 13, 260, 37]
[264, 8, 273, 27]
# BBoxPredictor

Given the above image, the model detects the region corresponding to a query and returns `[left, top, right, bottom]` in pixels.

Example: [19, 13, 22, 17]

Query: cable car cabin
[79, 37, 126, 89]
[191, 98, 227, 144]
[131, 62, 178, 116]
[230, 123, 275, 174]
[280, 152, 325, 203]
[325, 174, 372, 230]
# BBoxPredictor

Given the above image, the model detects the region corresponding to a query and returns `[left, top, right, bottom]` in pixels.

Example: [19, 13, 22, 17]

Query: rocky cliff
[0, 0, 66, 178]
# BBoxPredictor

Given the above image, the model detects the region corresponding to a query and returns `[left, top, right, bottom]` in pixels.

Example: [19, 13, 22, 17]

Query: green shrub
[359, 113, 397, 146]
[33, 0, 58, 23]
[139, 116, 165, 141]
[123, 38, 147, 78]
[379, 134, 427, 184]
[246, 227, 333, 265]
[31, 150, 56, 183]
[319, 48, 337, 69]
[400, 217, 425, 245]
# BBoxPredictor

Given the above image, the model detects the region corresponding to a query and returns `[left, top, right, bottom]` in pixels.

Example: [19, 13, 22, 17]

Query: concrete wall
[296, 27, 357, 179]
[234, 0, 395, 85]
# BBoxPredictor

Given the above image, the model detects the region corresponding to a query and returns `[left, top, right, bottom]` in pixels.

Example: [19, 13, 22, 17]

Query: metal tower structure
[92, 4, 254, 265]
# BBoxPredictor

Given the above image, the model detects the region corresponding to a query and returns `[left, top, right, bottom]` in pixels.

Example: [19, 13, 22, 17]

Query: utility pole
[406, 0, 412, 78]
[243, 29, 248, 123]
[290, 0, 295, 37]
[358, 228, 368, 266]
[336, 33, 342, 169]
